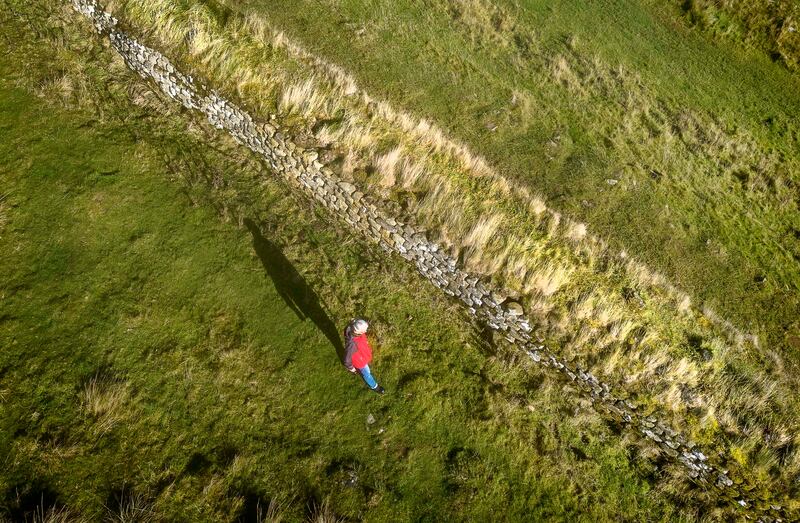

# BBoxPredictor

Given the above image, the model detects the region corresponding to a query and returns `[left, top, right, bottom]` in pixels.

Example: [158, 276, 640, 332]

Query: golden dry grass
[0, 194, 9, 232]
[104, 491, 157, 523]
[279, 78, 329, 118]
[307, 500, 343, 523]
[30, 505, 85, 523]
[374, 146, 403, 188]
[81, 374, 128, 437]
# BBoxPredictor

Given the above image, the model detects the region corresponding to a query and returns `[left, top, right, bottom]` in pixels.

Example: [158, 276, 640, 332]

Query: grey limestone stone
[504, 301, 524, 316]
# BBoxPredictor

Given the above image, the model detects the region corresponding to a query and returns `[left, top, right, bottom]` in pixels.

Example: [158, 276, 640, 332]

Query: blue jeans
[359, 365, 378, 389]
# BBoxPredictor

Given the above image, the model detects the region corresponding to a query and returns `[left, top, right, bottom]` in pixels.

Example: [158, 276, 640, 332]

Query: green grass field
[0, 4, 709, 520]
[91, 0, 800, 510]
[3, 0, 800, 519]
[223, 0, 800, 352]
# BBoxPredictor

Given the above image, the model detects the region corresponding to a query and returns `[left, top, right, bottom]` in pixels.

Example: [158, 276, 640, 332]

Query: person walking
[343, 318, 385, 394]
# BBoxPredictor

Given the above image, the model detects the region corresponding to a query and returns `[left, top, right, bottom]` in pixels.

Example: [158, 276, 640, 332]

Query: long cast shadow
[244, 219, 345, 361]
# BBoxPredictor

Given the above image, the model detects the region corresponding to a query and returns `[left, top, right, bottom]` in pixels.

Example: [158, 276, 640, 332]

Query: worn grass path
[0, 7, 699, 520]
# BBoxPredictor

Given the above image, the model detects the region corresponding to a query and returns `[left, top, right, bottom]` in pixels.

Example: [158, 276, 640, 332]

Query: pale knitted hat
[353, 319, 369, 334]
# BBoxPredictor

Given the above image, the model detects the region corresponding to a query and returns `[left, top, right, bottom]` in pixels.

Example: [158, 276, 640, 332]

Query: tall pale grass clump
[566, 221, 587, 242]
[279, 78, 329, 117]
[607, 318, 638, 344]
[252, 499, 283, 523]
[307, 500, 343, 523]
[31, 505, 82, 523]
[0, 194, 8, 231]
[82, 374, 128, 436]
[105, 491, 157, 523]
[677, 295, 692, 314]
[82, 375, 126, 416]
[374, 146, 403, 187]
[463, 214, 503, 250]
[550, 55, 583, 94]
[399, 157, 426, 188]
[524, 261, 572, 297]
[528, 196, 547, 216]
[34, 73, 82, 104]
[462, 214, 503, 273]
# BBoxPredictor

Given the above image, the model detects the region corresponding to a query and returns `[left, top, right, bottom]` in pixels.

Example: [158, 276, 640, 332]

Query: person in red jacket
[343, 318, 385, 394]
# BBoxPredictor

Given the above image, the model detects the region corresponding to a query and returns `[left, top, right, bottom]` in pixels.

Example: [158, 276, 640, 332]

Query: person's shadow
[244, 219, 345, 361]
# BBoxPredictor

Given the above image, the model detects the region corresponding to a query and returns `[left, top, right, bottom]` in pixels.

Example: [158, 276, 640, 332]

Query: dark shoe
[371, 385, 385, 395]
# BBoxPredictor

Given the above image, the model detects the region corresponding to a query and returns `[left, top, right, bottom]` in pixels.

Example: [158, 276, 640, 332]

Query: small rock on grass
[367, 413, 375, 425]
[505, 301, 524, 316]
[344, 470, 358, 487]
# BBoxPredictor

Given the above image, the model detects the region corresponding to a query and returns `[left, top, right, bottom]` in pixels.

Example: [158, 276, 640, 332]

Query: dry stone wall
[70, 1, 784, 519]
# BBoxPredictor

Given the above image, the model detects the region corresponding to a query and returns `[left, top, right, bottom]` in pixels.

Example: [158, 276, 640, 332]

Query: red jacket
[350, 334, 373, 369]
[344, 322, 373, 369]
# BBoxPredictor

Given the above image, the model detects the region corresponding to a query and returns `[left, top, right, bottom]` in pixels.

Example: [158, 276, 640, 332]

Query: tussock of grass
[307, 500, 342, 523]
[31, 505, 83, 523]
[398, 156, 425, 189]
[373, 146, 403, 189]
[462, 213, 501, 250]
[81, 374, 128, 437]
[523, 261, 573, 298]
[104, 491, 157, 523]
[279, 78, 329, 119]
[0, 5, 705, 519]
[81, 376, 127, 417]
[249, 499, 283, 523]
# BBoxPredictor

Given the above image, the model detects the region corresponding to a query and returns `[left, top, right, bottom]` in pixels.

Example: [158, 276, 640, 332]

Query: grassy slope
[673, 0, 800, 72]
[224, 0, 800, 351]
[0, 7, 698, 521]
